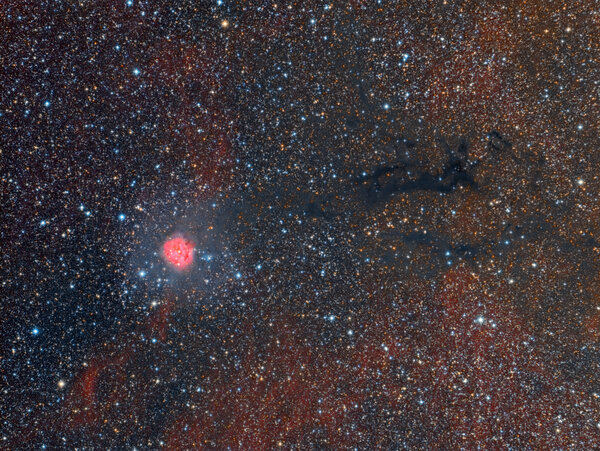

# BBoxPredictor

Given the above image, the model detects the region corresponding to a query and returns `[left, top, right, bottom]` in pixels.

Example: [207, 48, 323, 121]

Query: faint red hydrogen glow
[163, 237, 194, 269]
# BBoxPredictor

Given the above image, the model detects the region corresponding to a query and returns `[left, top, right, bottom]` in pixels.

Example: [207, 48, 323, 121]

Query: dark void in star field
[1, 0, 600, 449]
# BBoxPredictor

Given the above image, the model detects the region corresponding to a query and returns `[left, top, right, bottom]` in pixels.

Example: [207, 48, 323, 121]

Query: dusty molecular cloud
[1, 0, 599, 449]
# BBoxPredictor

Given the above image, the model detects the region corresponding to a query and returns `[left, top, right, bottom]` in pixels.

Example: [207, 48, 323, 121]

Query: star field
[2, 0, 600, 449]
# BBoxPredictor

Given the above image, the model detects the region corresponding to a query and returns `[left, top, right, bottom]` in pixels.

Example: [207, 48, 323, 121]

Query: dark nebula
[2, 1, 600, 449]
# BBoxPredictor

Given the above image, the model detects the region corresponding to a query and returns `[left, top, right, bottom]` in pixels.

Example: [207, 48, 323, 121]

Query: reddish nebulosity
[149, 37, 236, 197]
[163, 268, 600, 449]
[62, 352, 131, 429]
[146, 9, 300, 198]
[149, 298, 174, 342]
[412, 268, 599, 449]
[20, 269, 599, 449]
[418, 11, 521, 129]
[43, 293, 178, 446]
[163, 237, 194, 269]
[164, 319, 364, 449]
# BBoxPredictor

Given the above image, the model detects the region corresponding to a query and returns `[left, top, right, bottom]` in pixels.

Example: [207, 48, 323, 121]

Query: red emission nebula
[162, 236, 194, 269]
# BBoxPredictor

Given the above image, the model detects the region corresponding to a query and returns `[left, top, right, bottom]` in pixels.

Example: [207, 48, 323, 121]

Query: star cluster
[2, 0, 600, 449]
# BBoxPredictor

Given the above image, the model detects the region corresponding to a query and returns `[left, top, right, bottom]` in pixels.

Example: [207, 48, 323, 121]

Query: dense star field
[2, 0, 600, 449]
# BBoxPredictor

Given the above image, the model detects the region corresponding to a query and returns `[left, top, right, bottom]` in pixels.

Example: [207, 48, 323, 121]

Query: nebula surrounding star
[163, 236, 195, 269]
[2, 1, 600, 449]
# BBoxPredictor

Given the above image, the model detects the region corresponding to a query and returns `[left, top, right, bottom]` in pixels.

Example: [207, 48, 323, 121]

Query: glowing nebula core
[163, 236, 194, 269]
